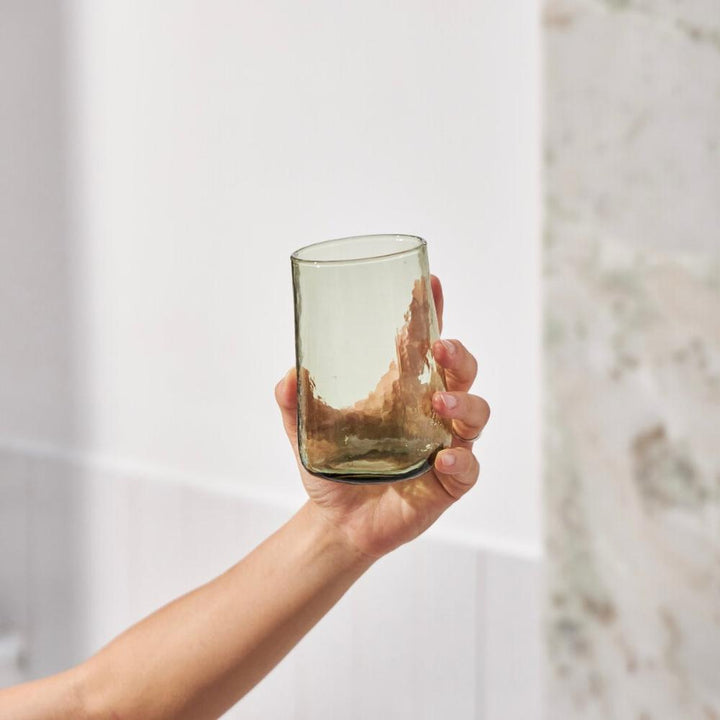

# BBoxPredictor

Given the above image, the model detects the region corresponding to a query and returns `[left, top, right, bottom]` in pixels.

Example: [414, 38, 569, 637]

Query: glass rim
[291, 234, 426, 266]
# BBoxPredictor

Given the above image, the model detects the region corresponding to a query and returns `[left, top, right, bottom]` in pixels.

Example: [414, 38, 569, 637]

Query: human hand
[275, 276, 490, 560]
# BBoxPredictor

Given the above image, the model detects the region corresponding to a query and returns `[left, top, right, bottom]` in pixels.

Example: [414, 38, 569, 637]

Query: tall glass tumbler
[291, 234, 452, 483]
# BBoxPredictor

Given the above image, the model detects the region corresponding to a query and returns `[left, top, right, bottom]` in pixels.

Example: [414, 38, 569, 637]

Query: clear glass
[291, 234, 452, 483]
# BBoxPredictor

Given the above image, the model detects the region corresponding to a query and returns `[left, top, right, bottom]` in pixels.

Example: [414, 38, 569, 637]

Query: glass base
[302, 445, 443, 485]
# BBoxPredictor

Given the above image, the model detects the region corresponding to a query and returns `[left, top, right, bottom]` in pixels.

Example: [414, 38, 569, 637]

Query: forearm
[0, 669, 85, 720]
[78, 501, 373, 720]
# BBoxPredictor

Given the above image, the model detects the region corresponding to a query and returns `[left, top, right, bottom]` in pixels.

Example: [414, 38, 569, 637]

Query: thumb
[275, 367, 298, 441]
[433, 448, 479, 501]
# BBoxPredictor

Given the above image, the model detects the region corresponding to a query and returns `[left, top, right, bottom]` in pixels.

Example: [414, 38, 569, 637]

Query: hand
[275, 276, 491, 560]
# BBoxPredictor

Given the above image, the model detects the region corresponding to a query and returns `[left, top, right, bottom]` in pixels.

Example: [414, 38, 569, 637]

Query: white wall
[1, 0, 541, 715]
[59, 0, 541, 552]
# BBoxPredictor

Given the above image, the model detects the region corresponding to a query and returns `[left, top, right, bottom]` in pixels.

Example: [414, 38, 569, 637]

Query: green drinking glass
[291, 234, 451, 483]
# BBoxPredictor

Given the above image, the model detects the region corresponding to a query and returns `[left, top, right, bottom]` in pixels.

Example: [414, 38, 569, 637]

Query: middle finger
[432, 390, 491, 444]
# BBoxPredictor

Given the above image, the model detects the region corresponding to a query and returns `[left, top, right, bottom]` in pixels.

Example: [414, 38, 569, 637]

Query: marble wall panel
[544, 1, 720, 718]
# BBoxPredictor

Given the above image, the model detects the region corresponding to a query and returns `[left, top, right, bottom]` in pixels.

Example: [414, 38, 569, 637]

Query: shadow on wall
[0, 0, 85, 681]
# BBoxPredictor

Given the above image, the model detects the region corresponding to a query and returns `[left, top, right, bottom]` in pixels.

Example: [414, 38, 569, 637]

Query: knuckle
[459, 447, 475, 468]
[469, 354, 478, 379]
[482, 398, 491, 423]
[479, 396, 490, 417]
[467, 395, 489, 424]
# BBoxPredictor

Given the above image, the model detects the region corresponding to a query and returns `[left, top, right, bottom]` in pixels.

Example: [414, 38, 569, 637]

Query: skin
[0, 276, 490, 720]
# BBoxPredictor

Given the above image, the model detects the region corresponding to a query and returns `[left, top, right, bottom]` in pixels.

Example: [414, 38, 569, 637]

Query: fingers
[275, 368, 298, 439]
[433, 448, 479, 500]
[430, 275, 444, 334]
[432, 390, 491, 447]
[432, 339, 478, 393]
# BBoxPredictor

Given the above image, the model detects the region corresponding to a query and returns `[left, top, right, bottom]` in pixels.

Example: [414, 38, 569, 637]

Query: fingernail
[440, 392, 457, 410]
[439, 451, 456, 469]
[441, 339, 456, 355]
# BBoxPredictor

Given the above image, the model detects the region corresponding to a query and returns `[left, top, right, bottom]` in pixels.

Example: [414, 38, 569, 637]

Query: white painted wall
[1, 0, 541, 715]
[61, 0, 540, 551]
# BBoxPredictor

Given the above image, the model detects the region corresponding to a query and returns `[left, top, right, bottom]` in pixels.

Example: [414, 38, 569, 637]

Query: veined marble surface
[544, 1, 720, 718]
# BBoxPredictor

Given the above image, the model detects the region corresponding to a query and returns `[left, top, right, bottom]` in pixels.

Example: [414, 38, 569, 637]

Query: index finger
[432, 339, 478, 393]
[431, 275, 443, 334]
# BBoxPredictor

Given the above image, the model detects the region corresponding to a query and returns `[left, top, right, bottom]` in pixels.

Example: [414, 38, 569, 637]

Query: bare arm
[83, 501, 373, 719]
[0, 277, 490, 719]
[0, 670, 86, 720]
[0, 502, 373, 720]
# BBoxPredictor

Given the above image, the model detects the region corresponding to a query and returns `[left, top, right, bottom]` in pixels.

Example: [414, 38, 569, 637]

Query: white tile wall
[0, 453, 29, 687]
[481, 553, 543, 720]
[78, 468, 132, 653]
[0, 447, 541, 719]
[0, 453, 28, 641]
[26, 458, 85, 677]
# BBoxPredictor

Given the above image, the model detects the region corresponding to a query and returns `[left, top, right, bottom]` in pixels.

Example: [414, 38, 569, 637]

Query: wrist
[299, 501, 377, 573]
